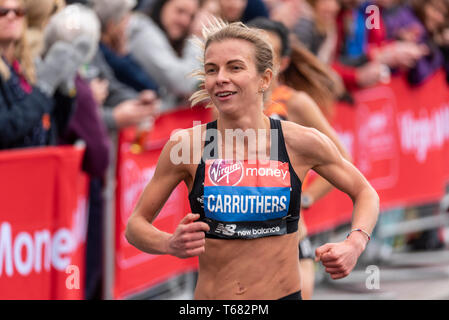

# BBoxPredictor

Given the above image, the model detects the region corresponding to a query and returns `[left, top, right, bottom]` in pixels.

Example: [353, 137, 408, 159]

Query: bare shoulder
[280, 120, 340, 166]
[290, 90, 315, 105]
[157, 122, 208, 175]
[166, 123, 208, 155]
[287, 90, 316, 111]
[280, 119, 321, 150]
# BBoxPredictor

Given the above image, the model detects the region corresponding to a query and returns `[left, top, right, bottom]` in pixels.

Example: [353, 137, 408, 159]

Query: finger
[184, 246, 205, 257]
[320, 251, 338, 263]
[183, 221, 210, 233]
[140, 90, 157, 100]
[179, 213, 200, 225]
[181, 231, 207, 242]
[330, 272, 349, 280]
[324, 267, 342, 274]
[315, 243, 333, 262]
[184, 239, 206, 250]
[321, 260, 341, 268]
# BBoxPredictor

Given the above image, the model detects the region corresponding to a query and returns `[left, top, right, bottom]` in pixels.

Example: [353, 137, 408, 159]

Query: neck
[0, 41, 15, 63]
[217, 111, 268, 131]
[216, 110, 271, 161]
[271, 76, 280, 89]
[216, 97, 269, 131]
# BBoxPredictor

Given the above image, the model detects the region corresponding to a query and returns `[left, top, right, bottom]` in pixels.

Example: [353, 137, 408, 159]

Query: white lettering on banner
[0, 197, 86, 278]
[14, 232, 34, 276]
[0, 223, 76, 277]
[398, 104, 449, 163]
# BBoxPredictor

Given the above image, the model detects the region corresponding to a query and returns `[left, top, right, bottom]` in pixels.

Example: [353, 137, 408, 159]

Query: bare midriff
[194, 232, 301, 300]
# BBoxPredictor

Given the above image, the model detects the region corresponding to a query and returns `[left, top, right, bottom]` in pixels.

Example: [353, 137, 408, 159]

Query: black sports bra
[188, 118, 302, 239]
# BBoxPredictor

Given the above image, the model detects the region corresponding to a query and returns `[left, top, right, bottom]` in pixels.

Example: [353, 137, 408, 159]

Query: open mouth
[215, 91, 237, 98]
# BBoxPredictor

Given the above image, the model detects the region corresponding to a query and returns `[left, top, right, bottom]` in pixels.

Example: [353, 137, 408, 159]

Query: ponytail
[281, 38, 344, 119]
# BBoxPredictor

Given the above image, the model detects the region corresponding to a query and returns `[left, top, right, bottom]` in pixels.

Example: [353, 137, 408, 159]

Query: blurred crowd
[1, 0, 449, 299]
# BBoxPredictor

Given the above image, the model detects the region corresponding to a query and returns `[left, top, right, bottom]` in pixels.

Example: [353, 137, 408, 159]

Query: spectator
[89, 0, 159, 93]
[190, 0, 220, 37]
[268, 0, 303, 30]
[241, 0, 268, 23]
[218, 0, 268, 23]
[336, 0, 440, 87]
[128, 0, 201, 112]
[218, 0, 247, 23]
[293, 0, 340, 65]
[24, 0, 64, 59]
[0, 0, 87, 150]
[44, 3, 110, 178]
[369, 0, 443, 85]
[410, 0, 449, 83]
[44, 3, 112, 300]
[289, 0, 386, 90]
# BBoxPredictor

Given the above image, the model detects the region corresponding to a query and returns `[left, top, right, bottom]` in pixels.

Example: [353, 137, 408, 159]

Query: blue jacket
[99, 43, 159, 94]
[0, 60, 75, 150]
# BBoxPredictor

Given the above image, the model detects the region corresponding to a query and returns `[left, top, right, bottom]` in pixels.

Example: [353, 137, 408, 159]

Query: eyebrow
[204, 59, 246, 67]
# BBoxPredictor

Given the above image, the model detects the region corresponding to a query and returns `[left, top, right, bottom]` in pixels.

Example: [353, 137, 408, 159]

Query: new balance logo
[214, 223, 236, 236]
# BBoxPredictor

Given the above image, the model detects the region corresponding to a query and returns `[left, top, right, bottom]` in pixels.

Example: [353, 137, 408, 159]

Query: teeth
[217, 92, 235, 97]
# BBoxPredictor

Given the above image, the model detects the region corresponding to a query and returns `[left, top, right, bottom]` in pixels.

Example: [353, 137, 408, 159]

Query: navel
[235, 281, 247, 295]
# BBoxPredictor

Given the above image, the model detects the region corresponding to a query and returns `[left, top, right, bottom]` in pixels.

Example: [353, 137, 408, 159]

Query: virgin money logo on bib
[208, 159, 243, 186]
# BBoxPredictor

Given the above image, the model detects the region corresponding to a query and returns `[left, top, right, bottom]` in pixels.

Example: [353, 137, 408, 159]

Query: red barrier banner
[114, 73, 449, 292]
[0, 146, 88, 299]
[113, 106, 211, 299]
[303, 71, 449, 234]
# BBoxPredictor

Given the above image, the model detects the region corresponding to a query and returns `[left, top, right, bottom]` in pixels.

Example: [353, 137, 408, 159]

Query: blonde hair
[189, 18, 274, 108]
[25, 0, 65, 29]
[0, 0, 36, 83]
[25, 0, 66, 60]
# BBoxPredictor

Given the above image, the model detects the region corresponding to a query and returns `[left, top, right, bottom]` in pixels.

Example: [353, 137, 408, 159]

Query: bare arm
[286, 123, 379, 278]
[125, 130, 210, 258]
[287, 91, 353, 207]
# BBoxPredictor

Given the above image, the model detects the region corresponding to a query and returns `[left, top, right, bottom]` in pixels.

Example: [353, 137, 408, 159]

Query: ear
[260, 68, 273, 92]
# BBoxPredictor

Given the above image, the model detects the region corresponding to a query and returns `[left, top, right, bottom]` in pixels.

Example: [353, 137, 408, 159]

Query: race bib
[204, 159, 291, 239]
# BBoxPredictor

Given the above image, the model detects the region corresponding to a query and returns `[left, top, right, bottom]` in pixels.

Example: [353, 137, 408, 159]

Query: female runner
[126, 20, 379, 300]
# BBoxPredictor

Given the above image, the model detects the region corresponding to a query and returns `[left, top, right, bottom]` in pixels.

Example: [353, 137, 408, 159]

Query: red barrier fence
[110, 71, 449, 298]
[303, 70, 449, 234]
[112, 106, 212, 299]
[2, 71, 449, 299]
[0, 146, 88, 299]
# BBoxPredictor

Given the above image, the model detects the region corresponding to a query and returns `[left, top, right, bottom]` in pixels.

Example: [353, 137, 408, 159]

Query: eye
[231, 65, 242, 71]
[205, 67, 216, 74]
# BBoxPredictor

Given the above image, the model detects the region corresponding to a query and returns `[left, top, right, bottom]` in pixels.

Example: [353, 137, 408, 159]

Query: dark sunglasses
[0, 7, 26, 17]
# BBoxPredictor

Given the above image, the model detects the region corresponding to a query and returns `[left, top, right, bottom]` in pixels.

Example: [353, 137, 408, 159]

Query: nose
[5, 9, 20, 19]
[215, 68, 230, 85]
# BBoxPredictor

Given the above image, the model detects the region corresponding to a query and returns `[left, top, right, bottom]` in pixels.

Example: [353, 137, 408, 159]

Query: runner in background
[247, 17, 352, 300]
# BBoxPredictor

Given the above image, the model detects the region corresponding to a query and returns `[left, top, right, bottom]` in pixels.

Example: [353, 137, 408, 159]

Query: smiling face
[204, 38, 271, 114]
[0, 0, 25, 44]
[160, 0, 198, 41]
